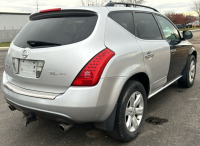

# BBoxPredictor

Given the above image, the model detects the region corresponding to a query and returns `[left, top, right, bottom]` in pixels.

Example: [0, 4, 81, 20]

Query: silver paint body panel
[2, 71, 127, 122]
[136, 38, 170, 93]
[1, 7, 179, 123]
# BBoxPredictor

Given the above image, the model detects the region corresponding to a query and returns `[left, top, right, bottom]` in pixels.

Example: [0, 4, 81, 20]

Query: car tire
[178, 55, 196, 88]
[108, 80, 147, 142]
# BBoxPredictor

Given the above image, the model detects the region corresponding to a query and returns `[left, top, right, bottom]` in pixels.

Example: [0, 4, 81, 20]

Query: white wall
[0, 14, 30, 30]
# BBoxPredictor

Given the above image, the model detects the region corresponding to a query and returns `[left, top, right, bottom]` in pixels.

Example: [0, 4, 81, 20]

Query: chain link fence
[0, 30, 21, 43]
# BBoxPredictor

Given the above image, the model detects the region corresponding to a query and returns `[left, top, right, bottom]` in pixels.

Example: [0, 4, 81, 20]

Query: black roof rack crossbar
[105, 2, 159, 12]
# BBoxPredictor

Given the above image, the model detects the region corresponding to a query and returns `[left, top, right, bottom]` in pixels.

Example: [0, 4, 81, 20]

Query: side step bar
[148, 76, 182, 99]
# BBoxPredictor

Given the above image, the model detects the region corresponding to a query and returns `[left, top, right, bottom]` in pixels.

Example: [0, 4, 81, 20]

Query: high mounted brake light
[39, 8, 61, 13]
[72, 48, 115, 86]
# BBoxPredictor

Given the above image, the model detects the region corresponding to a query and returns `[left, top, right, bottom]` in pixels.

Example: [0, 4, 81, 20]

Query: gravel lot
[0, 31, 200, 146]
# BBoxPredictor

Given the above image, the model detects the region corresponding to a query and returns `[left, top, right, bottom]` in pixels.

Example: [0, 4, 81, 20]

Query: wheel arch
[180, 47, 197, 81]
[189, 47, 197, 59]
[192, 50, 197, 60]
[120, 72, 150, 100]
[94, 72, 150, 131]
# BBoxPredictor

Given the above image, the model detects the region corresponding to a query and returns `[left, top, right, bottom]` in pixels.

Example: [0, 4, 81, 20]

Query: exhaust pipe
[58, 123, 73, 132]
[8, 105, 16, 111]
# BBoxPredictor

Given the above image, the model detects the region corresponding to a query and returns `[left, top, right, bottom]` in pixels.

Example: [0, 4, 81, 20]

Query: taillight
[39, 8, 61, 13]
[72, 48, 115, 86]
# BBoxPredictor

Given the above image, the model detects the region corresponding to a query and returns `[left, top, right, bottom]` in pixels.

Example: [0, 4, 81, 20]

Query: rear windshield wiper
[27, 41, 61, 47]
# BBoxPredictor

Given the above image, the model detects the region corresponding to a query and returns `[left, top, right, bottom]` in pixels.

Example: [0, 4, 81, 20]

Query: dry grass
[0, 42, 11, 47]
[179, 27, 200, 31]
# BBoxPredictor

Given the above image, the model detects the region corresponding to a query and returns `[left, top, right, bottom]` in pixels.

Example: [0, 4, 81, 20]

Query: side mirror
[182, 31, 193, 40]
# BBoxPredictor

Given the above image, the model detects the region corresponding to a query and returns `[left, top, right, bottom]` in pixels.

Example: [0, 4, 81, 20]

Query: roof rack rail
[105, 2, 159, 12]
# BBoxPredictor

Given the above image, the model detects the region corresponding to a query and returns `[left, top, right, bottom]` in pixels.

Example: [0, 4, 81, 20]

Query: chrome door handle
[171, 49, 176, 54]
[145, 52, 154, 59]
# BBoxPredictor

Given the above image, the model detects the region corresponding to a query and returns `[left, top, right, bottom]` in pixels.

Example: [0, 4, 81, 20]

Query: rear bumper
[5, 98, 76, 124]
[1, 72, 127, 123]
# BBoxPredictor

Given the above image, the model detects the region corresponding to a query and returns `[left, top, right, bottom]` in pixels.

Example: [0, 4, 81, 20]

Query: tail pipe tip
[58, 123, 73, 132]
[9, 105, 16, 111]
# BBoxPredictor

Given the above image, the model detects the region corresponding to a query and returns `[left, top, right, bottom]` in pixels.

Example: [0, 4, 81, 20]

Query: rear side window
[135, 13, 162, 40]
[109, 12, 134, 34]
[14, 15, 98, 48]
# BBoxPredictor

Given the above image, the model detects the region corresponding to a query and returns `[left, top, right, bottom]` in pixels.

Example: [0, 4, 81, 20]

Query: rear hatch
[5, 8, 108, 93]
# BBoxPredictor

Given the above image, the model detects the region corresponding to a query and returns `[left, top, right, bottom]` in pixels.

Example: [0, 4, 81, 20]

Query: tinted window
[155, 15, 180, 40]
[135, 13, 162, 40]
[109, 12, 134, 34]
[14, 16, 98, 48]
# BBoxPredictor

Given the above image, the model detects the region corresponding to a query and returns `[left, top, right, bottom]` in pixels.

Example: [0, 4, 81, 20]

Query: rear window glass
[109, 12, 134, 34]
[14, 16, 98, 48]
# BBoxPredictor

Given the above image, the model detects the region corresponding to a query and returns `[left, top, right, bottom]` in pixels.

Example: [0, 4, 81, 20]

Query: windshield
[14, 15, 98, 48]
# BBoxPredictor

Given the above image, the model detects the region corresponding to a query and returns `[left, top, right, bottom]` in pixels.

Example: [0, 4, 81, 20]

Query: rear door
[155, 15, 191, 82]
[134, 12, 170, 93]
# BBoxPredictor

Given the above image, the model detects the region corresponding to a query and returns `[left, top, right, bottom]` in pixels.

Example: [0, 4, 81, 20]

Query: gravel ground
[0, 31, 200, 146]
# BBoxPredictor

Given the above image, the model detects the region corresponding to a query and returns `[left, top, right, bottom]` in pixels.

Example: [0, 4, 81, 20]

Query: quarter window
[109, 12, 134, 34]
[155, 15, 180, 40]
[135, 13, 162, 40]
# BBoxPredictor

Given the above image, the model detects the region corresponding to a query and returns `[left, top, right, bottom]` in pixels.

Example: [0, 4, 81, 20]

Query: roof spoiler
[30, 10, 97, 20]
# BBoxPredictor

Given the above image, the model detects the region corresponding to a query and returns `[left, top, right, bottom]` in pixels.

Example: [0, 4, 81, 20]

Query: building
[192, 20, 199, 27]
[0, 12, 30, 43]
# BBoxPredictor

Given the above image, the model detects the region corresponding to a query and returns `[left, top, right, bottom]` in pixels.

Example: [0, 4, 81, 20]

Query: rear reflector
[39, 8, 61, 13]
[72, 48, 115, 86]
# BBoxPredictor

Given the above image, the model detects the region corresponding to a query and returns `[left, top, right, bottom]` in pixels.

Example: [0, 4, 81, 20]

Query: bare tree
[165, 11, 176, 23]
[119, 0, 145, 5]
[165, 11, 198, 29]
[78, 0, 145, 6]
[78, 0, 109, 6]
[191, 0, 200, 27]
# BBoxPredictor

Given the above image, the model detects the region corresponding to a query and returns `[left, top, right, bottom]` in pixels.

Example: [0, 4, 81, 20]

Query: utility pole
[36, 0, 38, 12]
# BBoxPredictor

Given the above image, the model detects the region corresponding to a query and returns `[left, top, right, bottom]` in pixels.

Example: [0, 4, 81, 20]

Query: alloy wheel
[189, 60, 195, 83]
[125, 91, 144, 132]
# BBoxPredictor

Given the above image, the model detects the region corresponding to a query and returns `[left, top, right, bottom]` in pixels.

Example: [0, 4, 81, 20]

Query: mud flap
[94, 104, 117, 131]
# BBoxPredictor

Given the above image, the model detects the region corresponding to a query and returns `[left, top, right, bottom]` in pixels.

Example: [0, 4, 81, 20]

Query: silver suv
[1, 2, 197, 142]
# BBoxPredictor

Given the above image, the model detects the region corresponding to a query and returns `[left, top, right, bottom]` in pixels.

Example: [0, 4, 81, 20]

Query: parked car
[1, 2, 197, 142]
[176, 24, 184, 29]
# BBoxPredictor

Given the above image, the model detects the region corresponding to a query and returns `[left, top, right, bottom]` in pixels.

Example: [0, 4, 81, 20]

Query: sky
[0, 0, 197, 16]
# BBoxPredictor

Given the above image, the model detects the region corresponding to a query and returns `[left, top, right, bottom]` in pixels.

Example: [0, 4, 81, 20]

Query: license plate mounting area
[19, 60, 37, 78]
